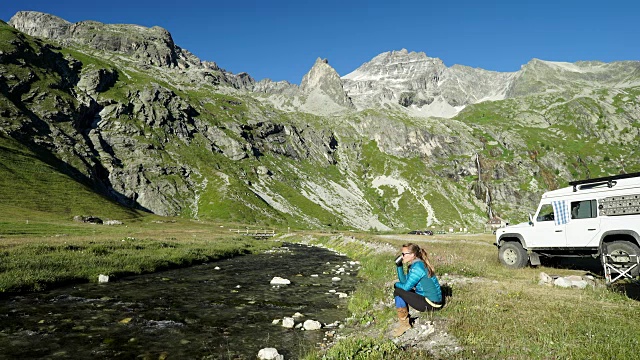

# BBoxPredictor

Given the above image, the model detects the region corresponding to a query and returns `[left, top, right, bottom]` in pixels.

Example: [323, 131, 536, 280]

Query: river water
[0, 242, 360, 359]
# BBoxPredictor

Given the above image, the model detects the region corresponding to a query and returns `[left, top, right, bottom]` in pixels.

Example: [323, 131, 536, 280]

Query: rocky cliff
[2, 11, 640, 230]
[342, 49, 516, 118]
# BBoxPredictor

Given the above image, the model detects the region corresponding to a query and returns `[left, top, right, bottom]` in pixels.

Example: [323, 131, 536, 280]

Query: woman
[393, 242, 442, 337]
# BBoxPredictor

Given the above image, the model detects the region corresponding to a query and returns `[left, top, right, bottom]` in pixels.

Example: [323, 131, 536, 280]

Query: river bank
[0, 242, 359, 359]
[0, 219, 279, 294]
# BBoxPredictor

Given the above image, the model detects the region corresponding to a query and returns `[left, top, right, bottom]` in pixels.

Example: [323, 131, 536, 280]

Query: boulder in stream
[258, 347, 284, 360]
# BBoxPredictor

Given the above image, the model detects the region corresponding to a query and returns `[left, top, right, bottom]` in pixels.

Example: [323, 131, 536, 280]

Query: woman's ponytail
[403, 243, 436, 277]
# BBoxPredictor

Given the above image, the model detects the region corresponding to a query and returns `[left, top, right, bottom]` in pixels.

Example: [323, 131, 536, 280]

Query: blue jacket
[395, 259, 442, 303]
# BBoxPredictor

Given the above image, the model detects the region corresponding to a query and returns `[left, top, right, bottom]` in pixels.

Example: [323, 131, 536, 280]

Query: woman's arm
[395, 261, 426, 291]
[396, 265, 407, 283]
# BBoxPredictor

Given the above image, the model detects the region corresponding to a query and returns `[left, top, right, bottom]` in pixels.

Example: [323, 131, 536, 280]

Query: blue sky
[2, 1, 639, 84]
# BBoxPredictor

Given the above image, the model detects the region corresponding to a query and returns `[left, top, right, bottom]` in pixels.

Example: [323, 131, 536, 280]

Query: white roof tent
[568, 172, 640, 192]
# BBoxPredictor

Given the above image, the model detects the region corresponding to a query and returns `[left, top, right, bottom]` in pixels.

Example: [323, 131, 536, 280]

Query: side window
[570, 200, 597, 219]
[536, 204, 555, 222]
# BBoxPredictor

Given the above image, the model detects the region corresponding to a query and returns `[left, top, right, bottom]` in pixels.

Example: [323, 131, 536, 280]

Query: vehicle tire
[602, 241, 640, 277]
[499, 242, 529, 269]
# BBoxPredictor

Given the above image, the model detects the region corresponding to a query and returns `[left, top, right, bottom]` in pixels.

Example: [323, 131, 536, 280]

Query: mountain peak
[8, 11, 196, 68]
[314, 57, 329, 65]
[9, 11, 71, 40]
[299, 57, 353, 112]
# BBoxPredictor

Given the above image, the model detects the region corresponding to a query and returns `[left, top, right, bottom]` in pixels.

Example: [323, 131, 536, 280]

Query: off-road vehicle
[495, 172, 640, 277]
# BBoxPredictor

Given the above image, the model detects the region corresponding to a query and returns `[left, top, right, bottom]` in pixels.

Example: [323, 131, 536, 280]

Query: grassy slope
[0, 134, 144, 228]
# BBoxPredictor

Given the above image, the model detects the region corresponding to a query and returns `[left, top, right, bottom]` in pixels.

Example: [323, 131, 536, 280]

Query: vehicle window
[570, 200, 597, 219]
[536, 204, 555, 222]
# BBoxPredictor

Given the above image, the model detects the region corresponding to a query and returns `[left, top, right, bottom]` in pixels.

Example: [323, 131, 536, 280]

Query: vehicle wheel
[499, 242, 529, 269]
[603, 241, 640, 277]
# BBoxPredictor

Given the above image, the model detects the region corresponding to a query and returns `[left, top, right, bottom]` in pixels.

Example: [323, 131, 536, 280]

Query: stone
[98, 274, 109, 283]
[571, 280, 589, 289]
[104, 220, 123, 225]
[73, 215, 103, 224]
[553, 277, 573, 288]
[270, 277, 291, 285]
[303, 320, 322, 331]
[538, 272, 553, 285]
[256, 166, 271, 176]
[331, 277, 341, 282]
[281, 317, 295, 328]
[257, 348, 283, 360]
[565, 275, 583, 282]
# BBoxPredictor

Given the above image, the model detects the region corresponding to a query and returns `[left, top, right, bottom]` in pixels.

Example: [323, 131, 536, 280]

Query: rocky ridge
[2, 11, 640, 229]
[342, 49, 516, 118]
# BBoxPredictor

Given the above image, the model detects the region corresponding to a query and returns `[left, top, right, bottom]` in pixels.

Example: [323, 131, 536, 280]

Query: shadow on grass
[540, 257, 603, 277]
[608, 281, 640, 301]
[540, 257, 640, 301]
[441, 284, 453, 308]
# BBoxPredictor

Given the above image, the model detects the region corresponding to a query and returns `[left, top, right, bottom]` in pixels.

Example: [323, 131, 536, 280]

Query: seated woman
[393, 242, 443, 337]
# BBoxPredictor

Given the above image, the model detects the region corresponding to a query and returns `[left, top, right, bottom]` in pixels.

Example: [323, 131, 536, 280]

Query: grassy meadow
[297, 232, 640, 360]
[1, 206, 639, 359]
[0, 217, 279, 293]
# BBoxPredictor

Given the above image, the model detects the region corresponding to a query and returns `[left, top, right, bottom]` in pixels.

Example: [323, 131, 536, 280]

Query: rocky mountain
[2, 11, 640, 231]
[342, 49, 516, 118]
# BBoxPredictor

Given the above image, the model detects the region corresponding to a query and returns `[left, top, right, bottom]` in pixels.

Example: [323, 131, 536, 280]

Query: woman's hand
[395, 255, 403, 267]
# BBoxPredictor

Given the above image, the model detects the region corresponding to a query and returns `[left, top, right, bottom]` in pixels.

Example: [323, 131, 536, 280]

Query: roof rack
[569, 172, 640, 192]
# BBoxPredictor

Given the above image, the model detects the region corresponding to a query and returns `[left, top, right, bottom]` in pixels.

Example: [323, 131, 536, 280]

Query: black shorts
[394, 287, 442, 312]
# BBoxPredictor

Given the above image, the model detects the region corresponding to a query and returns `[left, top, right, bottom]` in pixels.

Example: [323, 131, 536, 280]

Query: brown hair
[402, 242, 436, 277]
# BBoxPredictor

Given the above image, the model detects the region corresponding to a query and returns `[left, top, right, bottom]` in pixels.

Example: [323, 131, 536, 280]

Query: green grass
[0, 134, 142, 222]
[0, 218, 278, 293]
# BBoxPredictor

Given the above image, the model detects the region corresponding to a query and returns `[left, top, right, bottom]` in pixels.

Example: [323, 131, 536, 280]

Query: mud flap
[529, 252, 541, 266]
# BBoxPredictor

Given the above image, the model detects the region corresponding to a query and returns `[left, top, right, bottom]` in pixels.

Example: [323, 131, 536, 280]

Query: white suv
[495, 172, 640, 276]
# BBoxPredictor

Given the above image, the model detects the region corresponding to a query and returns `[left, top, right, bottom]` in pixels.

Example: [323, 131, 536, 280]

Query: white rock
[98, 274, 109, 283]
[303, 320, 322, 330]
[270, 277, 291, 285]
[565, 275, 583, 282]
[337, 292, 348, 298]
[328, 289, 336, 293]
[271, 319, 280, 325]
[214, 266, 221, 270]
[554, 277, 573, 288]
[539, 272, 553, 284]
[292, 312, 304, 318]
[282, 317, 295, 328]
[258, 347, 283, 360]
[331, 277, 341, 282]
[571, 280, 589, 289]
[310, 274, 319, 277]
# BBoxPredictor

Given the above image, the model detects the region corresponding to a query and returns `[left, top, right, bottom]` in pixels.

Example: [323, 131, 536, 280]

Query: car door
[565, 199, 600, 247]
[529, 202, 567, 248]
